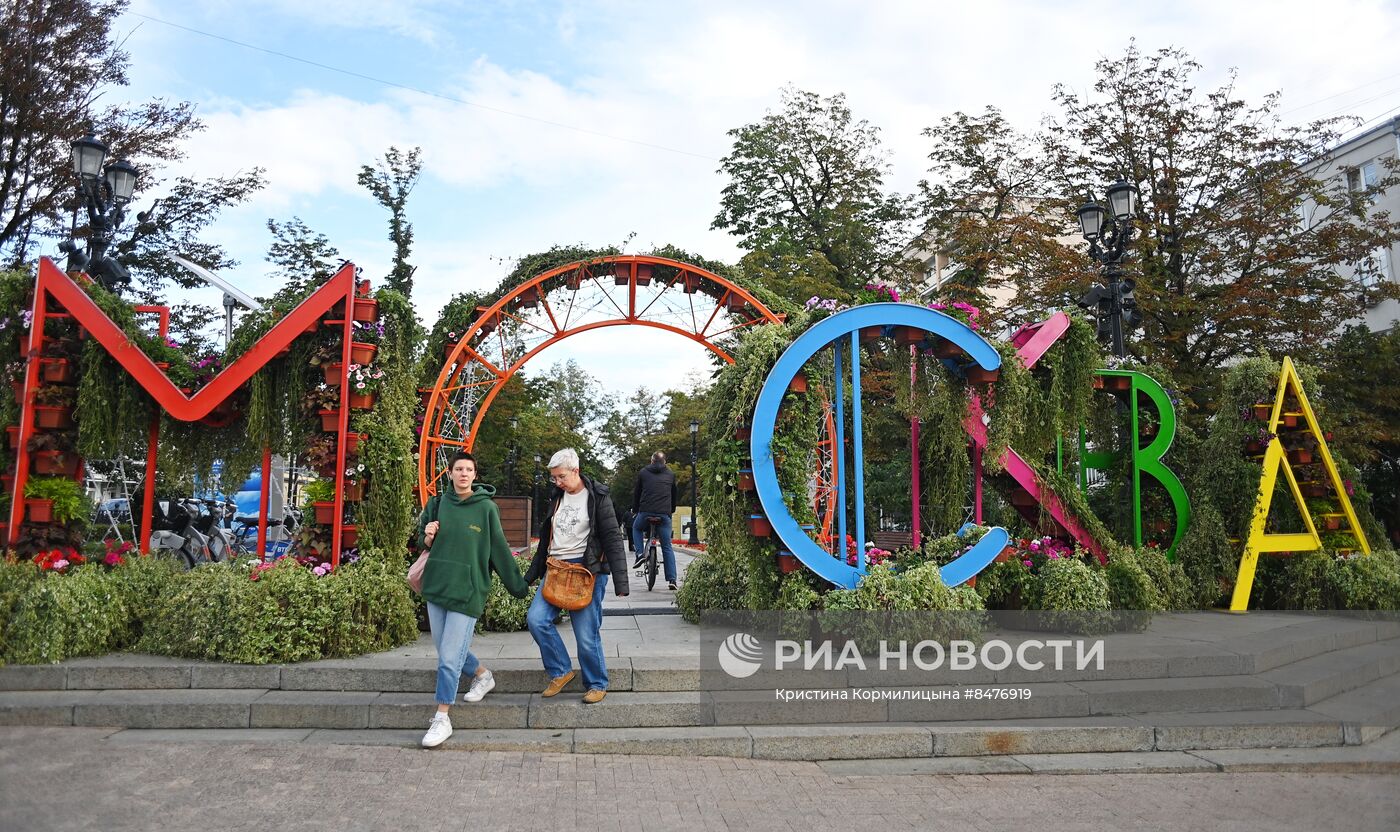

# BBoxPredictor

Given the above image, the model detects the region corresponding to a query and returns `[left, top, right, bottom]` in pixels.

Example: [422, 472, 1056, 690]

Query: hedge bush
[0, 552, 417, 665]
[677, 548, 753, 624]
[1035, 557, 1113, 633]
[478, 553, 535, 632]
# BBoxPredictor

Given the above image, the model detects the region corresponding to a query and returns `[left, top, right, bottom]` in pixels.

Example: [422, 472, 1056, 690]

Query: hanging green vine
[355, 288, 421, 554]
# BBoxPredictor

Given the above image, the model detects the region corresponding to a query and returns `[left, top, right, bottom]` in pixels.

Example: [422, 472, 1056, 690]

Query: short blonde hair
[548, 448, 580, 471]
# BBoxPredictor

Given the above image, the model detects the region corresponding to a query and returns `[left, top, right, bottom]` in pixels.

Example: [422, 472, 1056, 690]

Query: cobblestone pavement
[3, 728, 1397, 832]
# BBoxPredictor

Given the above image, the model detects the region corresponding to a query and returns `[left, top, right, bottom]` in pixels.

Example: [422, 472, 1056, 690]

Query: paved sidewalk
[2, 726, 1397, 832]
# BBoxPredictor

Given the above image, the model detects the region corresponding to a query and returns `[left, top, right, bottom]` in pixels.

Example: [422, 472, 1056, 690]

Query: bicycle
[634, 515, 662, 591]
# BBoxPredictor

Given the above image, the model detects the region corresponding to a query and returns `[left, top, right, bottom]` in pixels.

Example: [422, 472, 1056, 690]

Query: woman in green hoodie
[416, 451, 530, 749]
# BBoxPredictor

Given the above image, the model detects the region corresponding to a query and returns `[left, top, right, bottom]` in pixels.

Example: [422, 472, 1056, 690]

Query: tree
[0, 0, 262, 291]
[262, 217, 342, 304]
[1032, 43, 1400, 402]
[357, 145, 422, 297]
[917, 106, 1088, 315]
[713, 87, 914, 302]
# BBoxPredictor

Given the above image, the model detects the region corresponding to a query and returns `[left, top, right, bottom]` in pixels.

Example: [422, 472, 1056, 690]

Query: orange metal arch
[417, 255, 782, 499]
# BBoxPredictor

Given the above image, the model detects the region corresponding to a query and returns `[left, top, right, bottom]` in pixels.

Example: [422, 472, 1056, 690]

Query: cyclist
[631, 451, 678, 590]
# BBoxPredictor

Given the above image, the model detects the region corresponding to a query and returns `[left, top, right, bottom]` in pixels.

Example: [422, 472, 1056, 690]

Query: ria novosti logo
[717, 632, 764, 678]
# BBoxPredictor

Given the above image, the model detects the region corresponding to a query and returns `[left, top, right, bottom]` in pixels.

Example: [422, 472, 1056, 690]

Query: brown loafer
[582, 688, 607, 704]
[541, 670, 576, 697]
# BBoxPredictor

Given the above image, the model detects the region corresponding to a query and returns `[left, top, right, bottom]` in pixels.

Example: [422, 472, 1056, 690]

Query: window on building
[1346, 160, 1379, 193]
[1357, 247, 1393, 299]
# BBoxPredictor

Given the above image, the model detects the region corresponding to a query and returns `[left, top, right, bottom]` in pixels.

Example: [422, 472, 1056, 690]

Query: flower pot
[39, 358, 73, 384]
[517, 287, 540, 309]
[894, 326, 926, 347]
[1288, 448, 1313, 465]
[6, 426, 19, 450]
[319, 410, 343, 433]
[1320, 514, 1344, 531]
[565, 270, 585, 290]
[1282, 412, 1300, 429]
[323, 362, 344, 385]
[635, 264, 653, 286]
[932, 340, 963, 359]
[1244, 440, 1267, 455]
[747, 515, 772, 537]
[1099, 375, 1131, 392]
[859, 325, 886, 343]
[681, 273, 703, 294]
[613, 263, 632, 285]
[304, 320, 320, 336]
[34, 406, 73, 429]
[734, 425, 751, 441]
[340, 525, 359, 548]
[965, 367, 1000, 385]
[343, 480, 365, 502]
[1300, 482, 1328, 498]
[349, 342, 377, 365]
[350, 298, 378, 323]
[348, 391, 377, 410]
[1252, 403, 1272, 421]
[776, 551, 800, 574]
[737, 470, 755, 492]
[11, 382, 24, 405]
[32, 451, 79, 476]
[313, 501, 337, 525]
[444, 341, 462, 360]
[787, 373, 807, 394]
[724, 292, 747, 312]
[25, 499, 54, 524]
[346, 432, 365, 454]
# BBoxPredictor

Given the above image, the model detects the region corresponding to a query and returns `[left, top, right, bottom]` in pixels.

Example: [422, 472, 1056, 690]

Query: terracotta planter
[323, 363, 344, 385]
[517, 287, 540, 309]
[681, 274, 703, 294]
[737, 470, 755, 492]
[350, 298, 378, 323]
[1282, 412, 1300, 429]
[39, 358, 73, 384]
[1099, 375, 1131, 392]
[1300, 483, 1328, 498]
[894, 326, 926, 347]
[1244, 440, 1267, 455]
[724, 292, 747, 312]
[1288, 448, 1314, 465]
[1252, 404, 1272, 421]
[932, 340, 963, 359]
[444, 341, 462, 360]
[313, 501, 336, 525]
[965, 367, 1000, 385]
[734, 426, 751, 441]
[613, 263, 632, 285]
[11, 382, 24, 405]
[25, 499, 54, 524]
[34, 406, 73, 429]
[340, 525, 359, 548]
[343, 480, 365, 502]
[747, 515, 773, 537]
[348, 391, 377, 410]
[31, 451, 79, 476]
[1320, 514, 1344, 531]
[319, 410, 342, 433]
[787, 373, 808, 394]
[6, 426, 19, 450]
[776, 552, 800, 574]
[346, 432, 365, 454]
[349, 342, 377, 365]
[859, 325, 886, 343]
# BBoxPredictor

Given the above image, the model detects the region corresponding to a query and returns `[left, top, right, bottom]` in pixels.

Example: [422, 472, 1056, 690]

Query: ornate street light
[1075, 179, 1142, 358]
[687, 418, 700, 545]
[59, 134, 140, 292]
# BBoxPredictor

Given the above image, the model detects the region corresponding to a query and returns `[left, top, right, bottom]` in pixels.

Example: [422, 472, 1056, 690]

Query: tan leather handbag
[542, 557, 595, 611]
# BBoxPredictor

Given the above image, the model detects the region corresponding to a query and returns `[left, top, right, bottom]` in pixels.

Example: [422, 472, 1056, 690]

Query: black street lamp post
[1075, 179, 1142, 358]
[60, 134, 139, 292]
[687, 418, 700, 545]
[531, 452, 542, 533]
[505, 417, 518, 496]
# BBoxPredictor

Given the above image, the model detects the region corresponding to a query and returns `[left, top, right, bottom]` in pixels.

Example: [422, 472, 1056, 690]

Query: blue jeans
[632, 512, 677, 583]
[426, 601, 480, 705]
[527, 572, 609, 691]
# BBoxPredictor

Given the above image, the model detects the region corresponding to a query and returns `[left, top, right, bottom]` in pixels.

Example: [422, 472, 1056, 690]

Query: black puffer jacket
[633, 461, 677, 515]
[525, 475, 629, 595]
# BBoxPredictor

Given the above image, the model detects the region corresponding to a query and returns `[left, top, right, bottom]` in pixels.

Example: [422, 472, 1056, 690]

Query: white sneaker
[421, 712, 452, 748]
[463, 670, 496, 703]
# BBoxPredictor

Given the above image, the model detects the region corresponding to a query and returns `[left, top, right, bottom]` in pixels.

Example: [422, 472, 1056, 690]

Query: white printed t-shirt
[550, 487, 591, 562]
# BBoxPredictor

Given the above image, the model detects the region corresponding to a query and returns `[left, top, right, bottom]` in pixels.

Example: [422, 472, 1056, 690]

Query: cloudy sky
[105, 0, 1400, 399]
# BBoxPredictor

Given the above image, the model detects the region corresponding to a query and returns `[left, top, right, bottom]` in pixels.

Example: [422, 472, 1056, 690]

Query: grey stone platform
[3, 611, 1398, 761]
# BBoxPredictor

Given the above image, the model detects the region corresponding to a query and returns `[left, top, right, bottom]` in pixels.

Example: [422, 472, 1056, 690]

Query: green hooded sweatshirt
[416, 483, 530, 618]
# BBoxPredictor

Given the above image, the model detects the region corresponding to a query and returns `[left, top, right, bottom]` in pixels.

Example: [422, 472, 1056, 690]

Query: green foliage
[139, 553, 416, 664]
[1034, 557, 1113, 633]
[301, 479, 334, 506]
[819, 563, 986, 651]
[478, 553, 535, 632]
[357, 146, 423, 297]
[1104, 549, 1165, 614]
[356, 288, 421, 553]
[676, 549, 752, 624]
[22, 476, 90, 524]
[1264, 549, 1400, 611]
[973, 560, 1038, 610]
[1131, 545, 1195, 610]
[0, 556, 179, 665]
